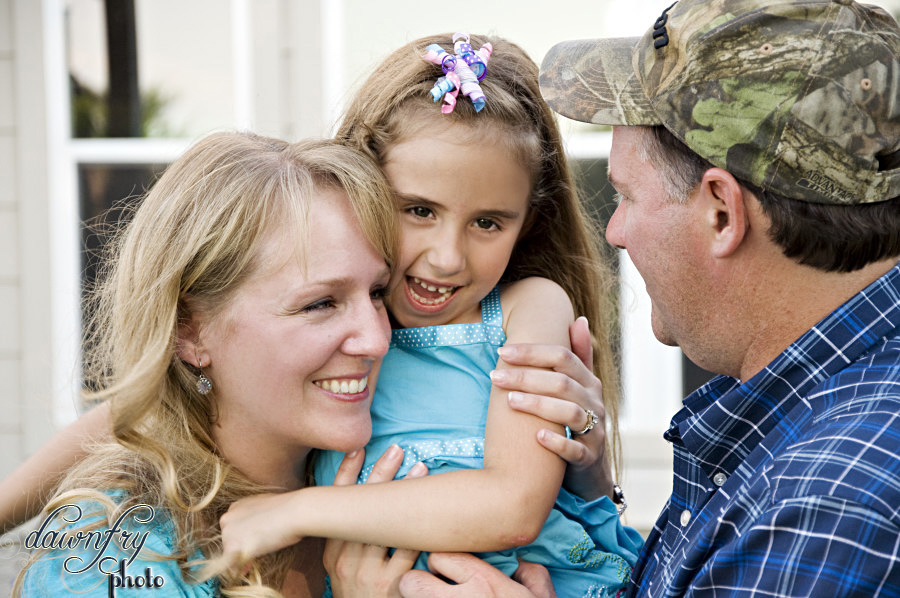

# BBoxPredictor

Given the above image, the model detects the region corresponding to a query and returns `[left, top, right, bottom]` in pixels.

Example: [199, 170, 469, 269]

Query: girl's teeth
[411, 277, 454, 305]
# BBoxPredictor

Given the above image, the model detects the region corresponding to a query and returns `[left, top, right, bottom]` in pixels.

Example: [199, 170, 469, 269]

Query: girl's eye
[300, 298, 335, 313]
[408, 206, 433, 219]
[474, 217, 499, 231]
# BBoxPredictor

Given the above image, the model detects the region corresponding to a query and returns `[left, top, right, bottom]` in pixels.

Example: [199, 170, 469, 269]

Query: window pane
[67, 0, 234, 138]
[79, 163, 166, 291]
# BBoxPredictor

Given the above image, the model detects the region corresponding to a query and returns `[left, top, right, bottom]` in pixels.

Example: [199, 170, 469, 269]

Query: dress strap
[481, 287, 503, 327]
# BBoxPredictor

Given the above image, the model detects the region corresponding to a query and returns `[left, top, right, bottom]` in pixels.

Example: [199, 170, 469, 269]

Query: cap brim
[539, 37, 660, 126]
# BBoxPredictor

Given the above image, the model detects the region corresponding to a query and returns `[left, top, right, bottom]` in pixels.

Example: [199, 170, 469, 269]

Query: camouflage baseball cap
[539, 0, 900, 204]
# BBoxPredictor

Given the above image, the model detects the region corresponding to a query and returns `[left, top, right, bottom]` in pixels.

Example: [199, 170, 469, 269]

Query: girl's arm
[497, 316, 615, 502]
[325, 446, 424, 598]
[0, 402, 111, 533]
[219, 277, 572, 559]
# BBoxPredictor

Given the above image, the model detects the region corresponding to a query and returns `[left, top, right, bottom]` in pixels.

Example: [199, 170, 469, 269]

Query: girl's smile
[404, 275, 461, 311]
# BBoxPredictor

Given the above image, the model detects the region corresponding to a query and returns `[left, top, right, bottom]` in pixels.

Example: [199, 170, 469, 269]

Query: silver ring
[572, 408, 598, 436]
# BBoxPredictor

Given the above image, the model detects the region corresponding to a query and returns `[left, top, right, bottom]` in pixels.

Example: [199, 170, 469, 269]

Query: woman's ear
[175, 306, 208, 368]
[697, 168, 748, 258]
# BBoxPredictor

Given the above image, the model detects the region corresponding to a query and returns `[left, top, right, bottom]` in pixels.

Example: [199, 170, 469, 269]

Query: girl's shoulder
[500, 276, 573, 312]
[499, 277, 574, 341]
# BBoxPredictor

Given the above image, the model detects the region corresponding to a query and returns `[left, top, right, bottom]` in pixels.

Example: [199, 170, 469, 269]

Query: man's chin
[650, 317, 679, 347]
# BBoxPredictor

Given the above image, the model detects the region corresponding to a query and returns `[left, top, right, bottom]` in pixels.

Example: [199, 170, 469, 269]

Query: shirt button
[680, 509, 691, 526]
[713, 472, 728, 487]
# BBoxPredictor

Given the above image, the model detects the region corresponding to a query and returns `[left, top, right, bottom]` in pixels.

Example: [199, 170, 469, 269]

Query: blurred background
[2, 0, 899, 590]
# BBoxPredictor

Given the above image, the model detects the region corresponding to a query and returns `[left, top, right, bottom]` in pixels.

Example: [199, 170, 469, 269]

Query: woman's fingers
[567, 316, 593, 371]
[491, 368, 595, 407]
[333, 449, 366, 486]
[507, 391, 602, 430]
[534, 428, 593, 468]
[367, 444, 406, 482]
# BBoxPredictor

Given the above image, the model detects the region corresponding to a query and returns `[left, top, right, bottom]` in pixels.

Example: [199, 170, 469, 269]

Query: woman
[15, 132, 397, 596]
[9, 131, 610, 597]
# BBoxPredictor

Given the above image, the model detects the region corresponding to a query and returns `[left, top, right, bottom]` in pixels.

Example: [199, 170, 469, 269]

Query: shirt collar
[668, 260, 900, 481]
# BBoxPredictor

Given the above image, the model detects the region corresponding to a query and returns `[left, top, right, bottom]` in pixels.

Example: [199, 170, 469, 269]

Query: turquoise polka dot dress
[315, 287, 642, 598]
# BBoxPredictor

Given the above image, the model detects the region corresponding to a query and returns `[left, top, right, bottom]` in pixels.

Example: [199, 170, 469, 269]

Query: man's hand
[399, 553, 555, 598]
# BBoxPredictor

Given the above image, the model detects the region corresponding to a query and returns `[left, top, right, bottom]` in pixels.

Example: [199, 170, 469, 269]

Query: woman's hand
[325, 447, 425, 598]
[399, 553, 556, 598]
[492, 317, 614, 501]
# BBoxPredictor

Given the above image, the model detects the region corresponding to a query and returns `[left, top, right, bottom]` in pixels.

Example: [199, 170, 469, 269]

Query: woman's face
[197, 189, 392, 487]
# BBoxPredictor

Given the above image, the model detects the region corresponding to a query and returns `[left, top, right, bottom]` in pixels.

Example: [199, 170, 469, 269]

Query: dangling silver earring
[195, 356, 213, 395]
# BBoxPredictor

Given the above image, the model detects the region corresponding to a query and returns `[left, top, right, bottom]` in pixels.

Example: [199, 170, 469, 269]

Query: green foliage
[70, 75, 183, 138]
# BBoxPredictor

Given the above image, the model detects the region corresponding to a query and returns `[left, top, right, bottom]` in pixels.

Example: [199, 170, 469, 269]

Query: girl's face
[197, 189, 392, 486]
[382, 122, 532, 329]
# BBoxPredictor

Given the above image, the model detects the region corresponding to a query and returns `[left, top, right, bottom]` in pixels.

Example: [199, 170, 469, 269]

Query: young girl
[217, 33, 642, 598]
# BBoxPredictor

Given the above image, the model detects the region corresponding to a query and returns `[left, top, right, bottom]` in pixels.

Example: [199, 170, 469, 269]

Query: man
[401, 0, 900, 595]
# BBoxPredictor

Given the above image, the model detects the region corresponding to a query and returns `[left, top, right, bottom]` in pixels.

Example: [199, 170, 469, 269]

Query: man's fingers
[399, 553, 480, 597]
[513, 561, 557, 598]
[399, 569, 456, 597]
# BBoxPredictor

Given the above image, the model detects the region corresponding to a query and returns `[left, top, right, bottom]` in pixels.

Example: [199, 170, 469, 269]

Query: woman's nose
[342, 298, 391, 359]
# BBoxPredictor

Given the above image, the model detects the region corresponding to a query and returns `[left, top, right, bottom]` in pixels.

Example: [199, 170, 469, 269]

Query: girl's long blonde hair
[336, 33, 623, 472]
[16, 132, 397, 597]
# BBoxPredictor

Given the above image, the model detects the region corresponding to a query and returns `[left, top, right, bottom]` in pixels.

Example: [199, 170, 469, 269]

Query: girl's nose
[427, 229, 466, 276]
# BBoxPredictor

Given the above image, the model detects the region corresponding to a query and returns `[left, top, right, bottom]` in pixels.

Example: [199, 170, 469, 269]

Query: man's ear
[697, 168, 748, 258]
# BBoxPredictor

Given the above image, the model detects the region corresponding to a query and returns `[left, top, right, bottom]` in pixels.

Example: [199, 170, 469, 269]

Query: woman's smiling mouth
[314, 375, 369, 395]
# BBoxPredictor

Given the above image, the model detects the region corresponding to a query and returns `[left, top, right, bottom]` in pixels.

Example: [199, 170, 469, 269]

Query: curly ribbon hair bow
[422, 33, 493, 114]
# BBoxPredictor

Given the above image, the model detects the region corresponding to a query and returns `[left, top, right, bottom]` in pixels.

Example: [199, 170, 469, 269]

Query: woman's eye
[301, 299, 335, 313]
[408, 206, 433, 219]
[370, 286, 388, 303]
[474, 217, 499, 231]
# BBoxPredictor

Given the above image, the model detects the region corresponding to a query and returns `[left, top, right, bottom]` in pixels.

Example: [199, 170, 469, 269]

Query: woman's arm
[219, 277, 572, 558]
[0, 402, 112, 533]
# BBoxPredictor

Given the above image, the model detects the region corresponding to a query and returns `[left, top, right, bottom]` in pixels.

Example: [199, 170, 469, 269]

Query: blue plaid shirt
[629, 260, 900, 597]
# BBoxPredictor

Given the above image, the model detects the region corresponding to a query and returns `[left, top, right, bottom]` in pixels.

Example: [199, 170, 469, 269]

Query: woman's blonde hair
[16, 132, 397, 597]
[337, 33, 623, 472]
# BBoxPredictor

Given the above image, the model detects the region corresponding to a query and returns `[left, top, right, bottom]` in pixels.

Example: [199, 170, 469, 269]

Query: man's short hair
[640, 125, 900, 272]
